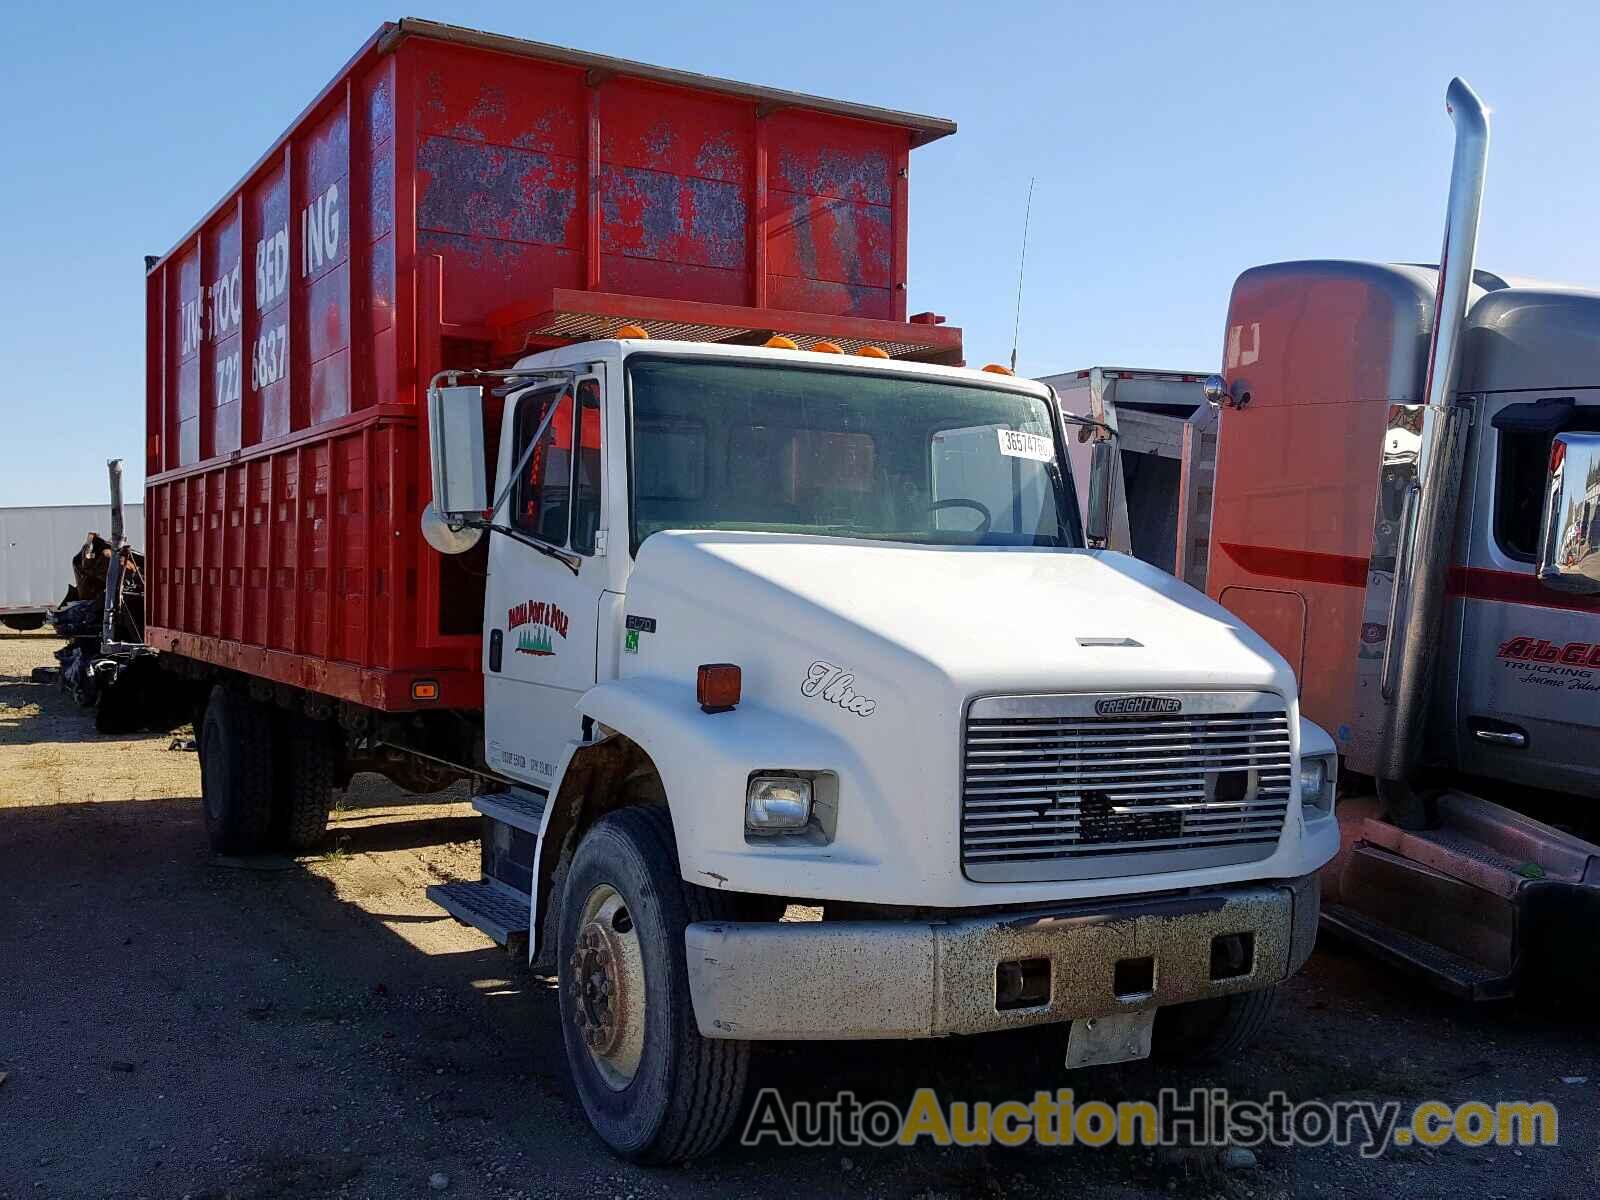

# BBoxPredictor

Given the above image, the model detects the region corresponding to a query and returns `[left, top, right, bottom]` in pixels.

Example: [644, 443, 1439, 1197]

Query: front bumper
[685, 872, 1319, 1040]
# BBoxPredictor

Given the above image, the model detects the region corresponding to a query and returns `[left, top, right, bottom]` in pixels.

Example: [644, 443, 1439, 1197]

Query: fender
[527, 676, 874, 957]
[1299, 715, 1337, 765]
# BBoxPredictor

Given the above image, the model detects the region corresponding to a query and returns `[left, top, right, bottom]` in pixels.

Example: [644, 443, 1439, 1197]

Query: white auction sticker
[996, 428, 1055, 462]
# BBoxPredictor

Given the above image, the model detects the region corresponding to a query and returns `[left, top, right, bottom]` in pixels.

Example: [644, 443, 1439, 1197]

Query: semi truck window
[1493, 404, 1600, 563]
[512, 385, 573, 546]
[1494, 431, 1550, 562]
[627, 357, 1079, 552]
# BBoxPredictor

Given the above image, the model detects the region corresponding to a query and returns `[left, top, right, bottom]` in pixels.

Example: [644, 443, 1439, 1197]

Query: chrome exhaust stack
[1374, 78, 1490, 828]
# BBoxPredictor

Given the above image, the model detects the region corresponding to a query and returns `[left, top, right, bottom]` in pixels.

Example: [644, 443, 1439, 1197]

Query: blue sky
[2, 0, 1596, 504]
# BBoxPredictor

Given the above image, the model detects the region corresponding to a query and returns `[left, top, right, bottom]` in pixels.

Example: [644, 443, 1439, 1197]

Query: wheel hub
[567, 884, 646, 1089]
[570, 922, 627, 1056]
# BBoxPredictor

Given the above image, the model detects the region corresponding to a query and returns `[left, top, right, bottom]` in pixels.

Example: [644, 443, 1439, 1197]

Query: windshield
[627, 357, 1080, 552]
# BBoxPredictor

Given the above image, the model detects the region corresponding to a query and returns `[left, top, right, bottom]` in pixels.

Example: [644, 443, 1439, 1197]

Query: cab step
[427, 879, 530, 953]
[1321, 902, 1514, 1000]
[471, 786, 547, 833]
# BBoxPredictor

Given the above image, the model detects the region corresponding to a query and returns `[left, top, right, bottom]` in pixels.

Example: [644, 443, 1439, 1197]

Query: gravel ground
[2, 629, 1596, 1200]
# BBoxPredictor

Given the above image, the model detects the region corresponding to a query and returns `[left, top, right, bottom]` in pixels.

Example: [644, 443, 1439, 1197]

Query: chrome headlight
[746, 775, 813, 832]
[1298, 755, 1335, 814]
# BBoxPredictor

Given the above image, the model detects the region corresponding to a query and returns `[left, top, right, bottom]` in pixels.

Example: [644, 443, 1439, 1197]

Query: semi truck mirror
[1086, 440, 1116, 548]
[423, 384, 489, 556]
[1535, 431, 1600, 594]
[428, 384, 489, 518]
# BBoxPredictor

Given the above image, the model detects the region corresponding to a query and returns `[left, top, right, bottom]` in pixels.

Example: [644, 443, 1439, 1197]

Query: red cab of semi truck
[141, 18, 961, 714]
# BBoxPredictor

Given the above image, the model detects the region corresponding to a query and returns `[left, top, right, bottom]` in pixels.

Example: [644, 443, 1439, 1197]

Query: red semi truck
[124, 19, 1341, 1161]
[1064, 80, 1600, 1002]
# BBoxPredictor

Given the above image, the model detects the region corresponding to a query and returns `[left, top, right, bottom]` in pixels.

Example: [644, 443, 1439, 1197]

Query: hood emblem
[801, 660, 877, 717]
[1095, 696, 1182, 716]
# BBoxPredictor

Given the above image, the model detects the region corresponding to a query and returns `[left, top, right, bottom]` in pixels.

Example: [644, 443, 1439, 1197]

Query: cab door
[1453, 392, 1600, 797]
[483, 373, 609, 789]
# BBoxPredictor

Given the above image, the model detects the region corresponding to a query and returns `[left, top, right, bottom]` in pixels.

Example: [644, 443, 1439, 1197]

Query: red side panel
[1206, 262, 1436, 736]
[143, 24, 944, 711]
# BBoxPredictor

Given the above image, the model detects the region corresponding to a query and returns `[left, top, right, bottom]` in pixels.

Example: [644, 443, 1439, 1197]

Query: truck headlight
[1298, 755, 1335, 815]
[746, 774, 812, 832]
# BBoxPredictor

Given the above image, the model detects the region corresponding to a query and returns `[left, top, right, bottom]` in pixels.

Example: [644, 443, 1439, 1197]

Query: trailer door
[1453, 392, 1600, 798]
[482, 375, 607, 789]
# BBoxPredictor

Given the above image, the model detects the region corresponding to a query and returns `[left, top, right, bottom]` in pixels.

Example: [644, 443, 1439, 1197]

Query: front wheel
[556, 806, 749, 1163]
[1151, 984, 1280, 1065]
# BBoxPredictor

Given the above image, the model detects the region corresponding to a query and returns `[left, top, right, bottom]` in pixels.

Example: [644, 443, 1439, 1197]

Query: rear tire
[199, 687, 275, 855]
[1152, 984, 1280, 1065]
[272, 715, 337, 851]
[557, 806, 749, 1163]
[1, 613, 46, 632]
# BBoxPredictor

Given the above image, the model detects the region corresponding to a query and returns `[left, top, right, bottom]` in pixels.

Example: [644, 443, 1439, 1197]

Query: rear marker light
[411, 680, 439, 702]
[697, 663, 741, 713]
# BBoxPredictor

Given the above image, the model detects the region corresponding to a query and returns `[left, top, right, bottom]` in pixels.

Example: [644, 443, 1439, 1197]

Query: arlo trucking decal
[1497, 636, 1600, 694]
[802, 661, 877, 717]
[508, 600, 569, 657]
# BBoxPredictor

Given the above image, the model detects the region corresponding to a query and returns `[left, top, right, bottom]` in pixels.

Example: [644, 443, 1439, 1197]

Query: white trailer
[1042, 368, 1217, 591]
[0, 504, 145, 629]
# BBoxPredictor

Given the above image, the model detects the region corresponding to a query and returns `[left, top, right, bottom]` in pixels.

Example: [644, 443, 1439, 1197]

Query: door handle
[1470, 723, 1527, 749]
[489, 629, 503, 673]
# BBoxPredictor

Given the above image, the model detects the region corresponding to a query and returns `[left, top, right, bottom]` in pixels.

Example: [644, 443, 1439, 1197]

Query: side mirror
[1536, 431, 1600, 594]
[1086, 440, 1116, 548]
[1201, 374, 1229, 408]
[424, 384, 488, 555]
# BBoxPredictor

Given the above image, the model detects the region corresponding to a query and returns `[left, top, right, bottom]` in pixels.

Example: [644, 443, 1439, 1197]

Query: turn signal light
[411, 679, 440, 702]
[982, 363, 1014, 375]
[857, 345, 890, 359]
[812, 341, 844, 354]
[764, 335, 799, 349]
[615, 323, 650, 339]
[697, 663, 741, 713]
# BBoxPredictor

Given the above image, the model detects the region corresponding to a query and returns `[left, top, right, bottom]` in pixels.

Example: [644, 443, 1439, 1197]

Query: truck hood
[612, 531, 1324, 911]
[625, 532, 1294, 700]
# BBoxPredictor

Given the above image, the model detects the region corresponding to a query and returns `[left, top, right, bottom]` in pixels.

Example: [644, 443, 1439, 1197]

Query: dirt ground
[1, 630, 1596, 1200]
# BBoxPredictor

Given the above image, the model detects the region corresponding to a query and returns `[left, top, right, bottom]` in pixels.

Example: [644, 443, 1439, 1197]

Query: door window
[512, 379, 601, 552]
[1492, 400, 1600, 563]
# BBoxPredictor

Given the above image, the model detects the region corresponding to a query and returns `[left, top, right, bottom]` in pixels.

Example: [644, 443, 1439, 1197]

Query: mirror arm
[482, 523, 583, 576]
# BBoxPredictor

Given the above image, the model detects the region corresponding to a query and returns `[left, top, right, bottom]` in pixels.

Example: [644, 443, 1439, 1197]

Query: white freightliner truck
[131, 21, 1338, 1164]
[418, 338, 1338, 1158]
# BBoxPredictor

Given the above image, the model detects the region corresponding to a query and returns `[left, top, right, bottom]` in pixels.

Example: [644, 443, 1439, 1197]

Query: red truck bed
[143, 18, 961, 711]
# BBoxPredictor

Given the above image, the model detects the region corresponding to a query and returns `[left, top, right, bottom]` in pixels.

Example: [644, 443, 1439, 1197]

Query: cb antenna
[1009, 176, 1035, 374]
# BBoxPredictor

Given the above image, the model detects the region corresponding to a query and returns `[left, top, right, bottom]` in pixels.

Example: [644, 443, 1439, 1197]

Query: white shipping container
[0, 504, 145, 617]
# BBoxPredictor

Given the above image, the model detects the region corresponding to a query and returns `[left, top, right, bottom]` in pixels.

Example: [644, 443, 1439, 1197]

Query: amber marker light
[696, 663, 741, 713]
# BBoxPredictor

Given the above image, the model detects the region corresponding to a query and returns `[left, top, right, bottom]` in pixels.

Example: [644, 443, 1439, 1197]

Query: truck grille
[961, 693, 1293, 883]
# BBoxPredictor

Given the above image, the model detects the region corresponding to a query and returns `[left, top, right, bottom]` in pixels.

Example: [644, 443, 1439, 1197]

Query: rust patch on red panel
[775, 145, 892, 207]
[599, 166, 746, 271]
[417, 136, 580, 248]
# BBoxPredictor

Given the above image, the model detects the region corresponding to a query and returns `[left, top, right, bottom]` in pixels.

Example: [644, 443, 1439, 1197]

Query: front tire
[199, 686, 275, 855]
[557, 806, 749, 1163]
[1152, 984, 1280, 1065]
